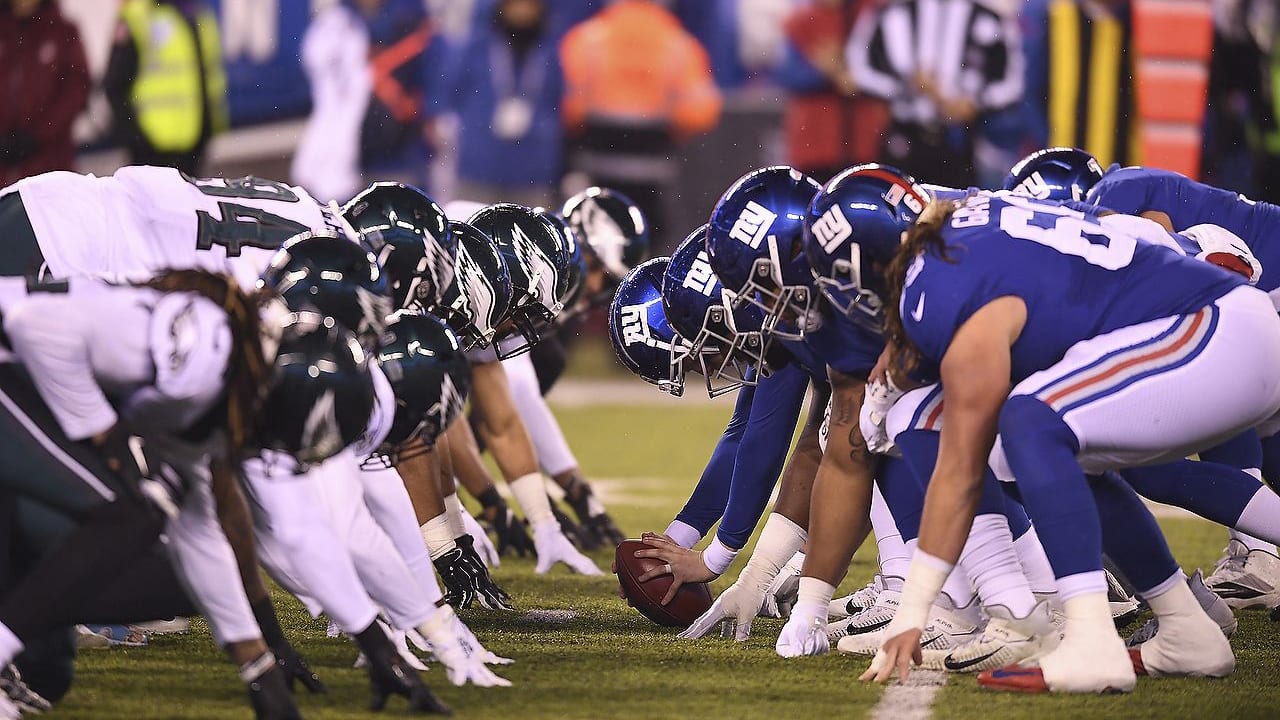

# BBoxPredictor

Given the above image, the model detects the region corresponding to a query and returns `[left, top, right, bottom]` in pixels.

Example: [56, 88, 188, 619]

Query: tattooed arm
[799, 368, 880, 586]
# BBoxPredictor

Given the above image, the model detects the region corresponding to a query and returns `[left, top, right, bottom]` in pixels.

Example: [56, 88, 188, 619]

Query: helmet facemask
[675, 290, 766, 398]
[813, 242, 886, 332]
[730, 241, 815, 341]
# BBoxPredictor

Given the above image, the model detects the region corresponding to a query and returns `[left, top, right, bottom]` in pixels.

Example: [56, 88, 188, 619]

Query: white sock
[1012, 526, 1058, 594]
[958, 513, 1036, 617]
[1056, 570, 1107, 603]
[941, 563, 978, 610]
[871, 485, 912, 580]
[508, 473, 555, 530]
[443, 493, 468, 538]
[1061, 590, 1115, 638]
[420, 512, 457, 560]
[1232, 483, 1280, 553]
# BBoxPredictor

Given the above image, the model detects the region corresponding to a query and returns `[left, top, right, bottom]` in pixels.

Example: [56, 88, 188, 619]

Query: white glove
[533, 522, 603, 575]
[353, 620, 427, 671]
[418, 606, 513, 687]
[410, 614, 514, 667]
[679, 571, 773, 641]
[860, 379, 904, 455]
[462, 509, 500, 568]
[759, 551, 804, 619]
[1183, 223, 1263, 284]
[775, 600, 830, 658]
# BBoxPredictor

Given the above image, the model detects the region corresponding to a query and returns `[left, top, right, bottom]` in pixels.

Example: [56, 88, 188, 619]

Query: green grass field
[54, 394, 1280, 719]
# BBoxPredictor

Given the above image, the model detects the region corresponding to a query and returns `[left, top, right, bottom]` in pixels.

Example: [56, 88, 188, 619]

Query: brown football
[614, 539, 714, 628]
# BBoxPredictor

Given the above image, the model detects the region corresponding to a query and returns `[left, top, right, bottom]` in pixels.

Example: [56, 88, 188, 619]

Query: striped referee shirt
[846, 0, 1023, 126]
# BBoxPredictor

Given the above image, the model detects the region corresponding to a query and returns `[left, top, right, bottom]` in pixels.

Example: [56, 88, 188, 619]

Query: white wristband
[701, 537, 739, 576]
[894, 550, 954, 632]
[796, 576, 837, 612]
[664, 520, 703, 549]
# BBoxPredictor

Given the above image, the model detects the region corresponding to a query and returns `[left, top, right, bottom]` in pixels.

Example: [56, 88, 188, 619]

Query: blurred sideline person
[428, 0, 564, 208]
[777, 0, 888, 182]
[0, 0, 89, 187]
[103, 0, 227, 175]
[292, 0, 370, 203]
[560, 0, 722, 251]
[358, 0, 436, 189]
[846, 0, 1023, 188]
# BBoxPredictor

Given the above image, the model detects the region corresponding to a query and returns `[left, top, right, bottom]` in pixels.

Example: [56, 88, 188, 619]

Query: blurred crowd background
[1, 0, 1271, 257]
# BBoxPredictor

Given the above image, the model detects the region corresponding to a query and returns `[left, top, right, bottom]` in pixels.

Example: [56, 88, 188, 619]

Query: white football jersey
[7, 166, 346, 289]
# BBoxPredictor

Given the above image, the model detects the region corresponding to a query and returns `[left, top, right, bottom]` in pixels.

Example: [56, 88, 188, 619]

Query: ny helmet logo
[682, 251, 718, 296]
[729, 201, 777, 249]
[811, 205, 852, 254]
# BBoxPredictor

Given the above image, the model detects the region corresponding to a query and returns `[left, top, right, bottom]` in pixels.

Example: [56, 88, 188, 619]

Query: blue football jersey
[1088, 166, 1280, 291]
[775, 306, 885, 381]
[901, 194, 1244, 382]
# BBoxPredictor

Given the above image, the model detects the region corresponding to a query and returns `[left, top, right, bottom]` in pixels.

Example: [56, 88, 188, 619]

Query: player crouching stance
[865, 194, 1280, 692]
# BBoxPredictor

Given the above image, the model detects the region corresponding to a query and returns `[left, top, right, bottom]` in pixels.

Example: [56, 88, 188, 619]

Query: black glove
[250, 597, 326, 694]
[244, 655, 302, 720]
[481, 501, 535, 558]
[0, 131, 35, 164]
[92, 424, 188, 517]
[566, 483, 625, 548]
[549, 498, 593, 550]
[354, 623, 452, 715]
[433, 535, 515, 611]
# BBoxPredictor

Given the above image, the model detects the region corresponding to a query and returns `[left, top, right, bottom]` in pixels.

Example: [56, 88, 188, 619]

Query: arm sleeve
[671, 370, 759, 537]
[714, 364, 810, 549]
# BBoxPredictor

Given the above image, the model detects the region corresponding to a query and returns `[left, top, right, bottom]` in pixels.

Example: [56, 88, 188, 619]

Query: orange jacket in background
[559, 0, 722, 140]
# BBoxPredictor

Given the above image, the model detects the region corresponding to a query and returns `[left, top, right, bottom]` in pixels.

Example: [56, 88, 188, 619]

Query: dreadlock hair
[884, 199, 960, 377]
[139, 270, 271, 460]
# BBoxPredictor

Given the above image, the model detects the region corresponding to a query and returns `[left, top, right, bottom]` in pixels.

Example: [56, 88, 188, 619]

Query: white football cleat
[916, 592, 982, 670]
[830, 589, 899, 651]
[828, 575, 883, 620]
[943, 602, 1059, 673]
[1127, 570, 1237, 647]
[1204, 540, 1280, 610]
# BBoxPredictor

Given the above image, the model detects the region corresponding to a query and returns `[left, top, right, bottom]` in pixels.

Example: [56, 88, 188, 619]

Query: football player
[866, 192, 1280, 692]
[0, 270, 356, 720]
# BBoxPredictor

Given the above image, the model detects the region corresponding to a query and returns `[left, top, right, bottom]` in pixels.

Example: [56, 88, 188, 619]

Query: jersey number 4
[195, 202, 309, 257]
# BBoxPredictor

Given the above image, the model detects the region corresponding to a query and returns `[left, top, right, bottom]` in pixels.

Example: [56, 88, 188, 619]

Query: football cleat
[917, 593, 983, 670]
[980, 631, 1135, 694]
[1128, 587, 1235, 678]
[943, 603, 1059, 673]
[830, 588, 899, 648]
[829, 575, 883, 620]
[1106, 569, 1143, 627]
[0, 664, 50, 715]
[1204, 539, 1280, 610]
[1126, 570, 1237, 647]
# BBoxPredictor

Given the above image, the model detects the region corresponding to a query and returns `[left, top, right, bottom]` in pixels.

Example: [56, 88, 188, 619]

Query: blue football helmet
[1003, 147, 1104, 202]
[663, 225, 767, 398]
[342, 182, 455, 314]
[804, 164, 930, 331]
[607, 257, 692, 396]
[704, 166, 822, 340]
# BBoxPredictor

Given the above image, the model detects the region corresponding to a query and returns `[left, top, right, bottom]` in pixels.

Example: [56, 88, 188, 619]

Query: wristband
[894, 550, 953, 632]
[701, 536, 739, 576]
[239, 651, 277, 683]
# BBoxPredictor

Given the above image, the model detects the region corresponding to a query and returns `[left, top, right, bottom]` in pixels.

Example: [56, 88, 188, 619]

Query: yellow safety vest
[120, 0, 228, 152]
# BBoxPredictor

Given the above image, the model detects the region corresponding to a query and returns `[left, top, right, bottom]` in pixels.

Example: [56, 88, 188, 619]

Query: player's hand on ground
[462, 510, 501, 567]
[484, 505, 535, 558]
[775, 602, 830, 658]
[859, 627, 923, 684]
[584, 512, 626, 547]
[533, 522, 603, 575]
[679, 575, 770, 641]
[759, 560, 802, 619]
[419, 607, 513, 688]
[633, 537, 718, 605]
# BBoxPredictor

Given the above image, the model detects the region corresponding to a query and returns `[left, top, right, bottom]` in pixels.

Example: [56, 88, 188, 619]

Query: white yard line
[869, 670, 948, 720]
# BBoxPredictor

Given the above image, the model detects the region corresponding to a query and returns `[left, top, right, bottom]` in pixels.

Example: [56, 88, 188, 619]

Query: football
[614, 539, 714, 628]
